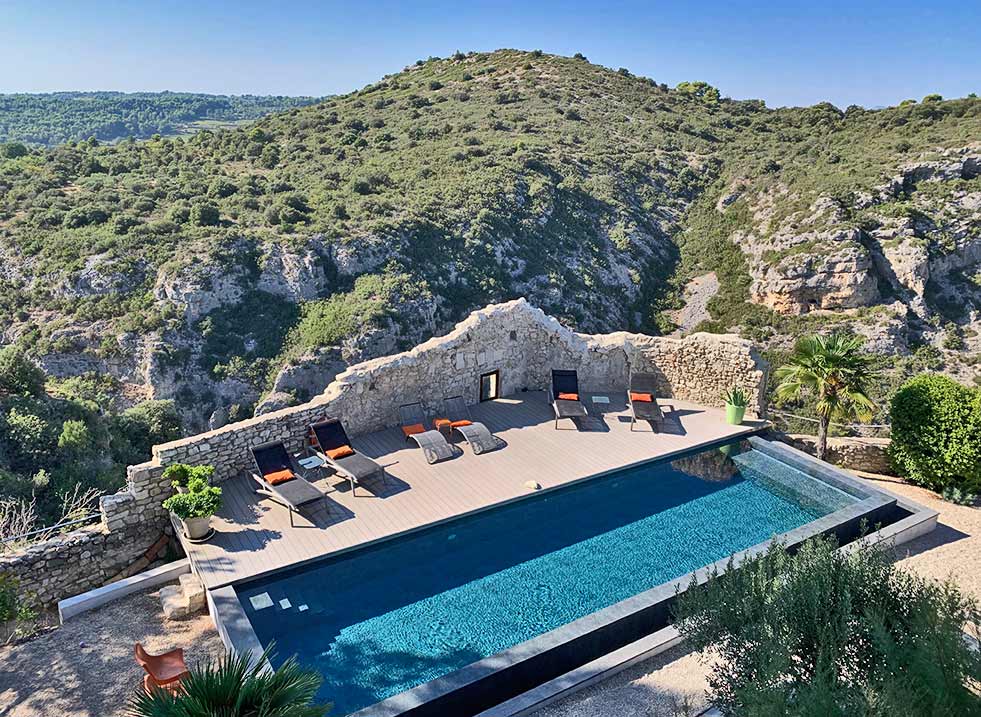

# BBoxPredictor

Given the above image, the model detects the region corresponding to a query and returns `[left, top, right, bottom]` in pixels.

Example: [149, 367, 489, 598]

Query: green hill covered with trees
[0, 50, 978, 519]
[0, 92, 321, 146]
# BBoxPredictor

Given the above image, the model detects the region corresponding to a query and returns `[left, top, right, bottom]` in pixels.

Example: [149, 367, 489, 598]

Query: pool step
[161, 574, 207, 620]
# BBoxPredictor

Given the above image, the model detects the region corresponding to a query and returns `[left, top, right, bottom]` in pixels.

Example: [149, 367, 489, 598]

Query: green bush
[162, 462, 215, 489]
[58, 419, 93, 455]
[889, 374, 981, 493]
[127, 646, 328, 717]
[162, 476, 222, 520]
[0, 346, 46, 397]
[675, 536, 981, 715]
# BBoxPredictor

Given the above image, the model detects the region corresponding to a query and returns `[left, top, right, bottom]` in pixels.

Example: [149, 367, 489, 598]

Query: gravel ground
[0, 476, 974, 717]
[0, 585, 223, 717]
[531, 474, 980, 716]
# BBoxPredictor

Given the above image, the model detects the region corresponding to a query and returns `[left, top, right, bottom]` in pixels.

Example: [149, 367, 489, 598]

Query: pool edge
[210, 435, 938, 717]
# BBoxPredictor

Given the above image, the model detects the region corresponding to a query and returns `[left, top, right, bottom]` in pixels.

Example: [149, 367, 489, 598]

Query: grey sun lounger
[440, 396, 500, 454]
[309, 419, 387, 496]
[628, 372, 664, 431]
[398, 402, 456, 464]
[550, 369, 588, 429]
[250, 441, 326, 526]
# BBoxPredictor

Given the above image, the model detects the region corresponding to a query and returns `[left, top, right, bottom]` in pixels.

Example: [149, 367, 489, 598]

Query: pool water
[237, 440, 856, 715]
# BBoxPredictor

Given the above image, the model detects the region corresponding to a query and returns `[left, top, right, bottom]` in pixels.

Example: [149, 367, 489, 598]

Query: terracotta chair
[134, 642, 190, 693]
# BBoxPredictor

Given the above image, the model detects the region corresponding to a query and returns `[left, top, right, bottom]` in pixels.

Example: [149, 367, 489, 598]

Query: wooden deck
[178, 392, 766, 589]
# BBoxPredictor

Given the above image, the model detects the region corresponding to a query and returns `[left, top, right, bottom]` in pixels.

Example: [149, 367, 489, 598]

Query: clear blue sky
[2, 0, 978, 108]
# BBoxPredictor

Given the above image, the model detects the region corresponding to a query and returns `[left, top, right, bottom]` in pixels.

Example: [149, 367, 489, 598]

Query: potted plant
[163, 463, 215, 493]
[163, 476, 222, 541]
[722, 387, 748, 425]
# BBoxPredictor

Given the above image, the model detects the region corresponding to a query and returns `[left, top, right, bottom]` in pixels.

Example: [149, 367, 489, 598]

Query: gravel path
[0, 585, 223, 717]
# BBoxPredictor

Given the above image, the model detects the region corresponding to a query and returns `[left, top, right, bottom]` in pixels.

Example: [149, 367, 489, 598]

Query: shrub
[0, 346, 46, 397]
[162, 477, 221, 520]
[162, 463, 215, 489]
[58, 419, 93, 455]
[889, 374, 981, 493]
[675, 536, 981, 715]
[127, 646, 327, 717]
[110, 400, 181, 463]
[189, 202, 220, 227]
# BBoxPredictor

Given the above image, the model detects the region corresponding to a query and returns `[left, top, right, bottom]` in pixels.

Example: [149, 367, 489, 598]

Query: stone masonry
[154, 299, 769, 481]
[0, 298, 768, 606]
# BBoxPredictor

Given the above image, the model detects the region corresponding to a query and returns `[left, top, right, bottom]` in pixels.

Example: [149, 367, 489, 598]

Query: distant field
[0, 91, 323, 146]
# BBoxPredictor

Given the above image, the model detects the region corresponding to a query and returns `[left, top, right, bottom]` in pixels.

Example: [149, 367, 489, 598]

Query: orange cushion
[630, 392, 654, 403]
[451, 419, 472, 428]
[265, 468, 294, 486]
[402, 423, 426, 437]
[434, 418, 452, 428]
[326, 445, 355, 459]
[557, 392, 579, 401]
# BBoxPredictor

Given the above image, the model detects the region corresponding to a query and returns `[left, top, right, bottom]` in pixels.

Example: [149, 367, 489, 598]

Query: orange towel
[434, 418, 452, 428]
[557, 392, 579, 401]
[630, 392, 654, 403]
[451, 419, 473, 427]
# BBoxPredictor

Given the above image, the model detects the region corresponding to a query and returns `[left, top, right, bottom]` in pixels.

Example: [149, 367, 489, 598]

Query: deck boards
[178, 392, 766, 589]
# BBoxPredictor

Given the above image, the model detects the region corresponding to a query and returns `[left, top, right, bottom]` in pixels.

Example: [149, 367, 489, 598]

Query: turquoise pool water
[237, 440, 855, 715]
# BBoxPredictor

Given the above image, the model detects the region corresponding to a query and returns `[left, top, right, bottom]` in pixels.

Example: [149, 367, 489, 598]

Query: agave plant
[128, 647, 329, 717]
[721, 387, 748, 407]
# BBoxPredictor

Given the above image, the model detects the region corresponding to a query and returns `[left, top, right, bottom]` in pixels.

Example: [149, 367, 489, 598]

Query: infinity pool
[236, 439, 857, 715]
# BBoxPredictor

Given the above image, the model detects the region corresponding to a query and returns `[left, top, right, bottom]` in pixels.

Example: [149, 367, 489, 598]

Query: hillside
[0, 50, 978, 463]
[0, 92, 321, 146]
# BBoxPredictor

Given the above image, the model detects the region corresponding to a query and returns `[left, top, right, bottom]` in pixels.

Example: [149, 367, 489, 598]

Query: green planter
[726, 403, 746, 425]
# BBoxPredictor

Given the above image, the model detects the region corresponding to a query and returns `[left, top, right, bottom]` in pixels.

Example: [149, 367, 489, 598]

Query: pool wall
[209, 437, 937, 717]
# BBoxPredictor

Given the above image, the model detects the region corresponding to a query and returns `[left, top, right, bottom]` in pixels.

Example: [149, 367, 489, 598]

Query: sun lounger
[438, 396, 500, 454]
[628, 372, 664, 431]
[399, 402, 456, 463]
[309, 419, 387, 496]
[550, 369, 588, 429]
[250, 441, 326, 525]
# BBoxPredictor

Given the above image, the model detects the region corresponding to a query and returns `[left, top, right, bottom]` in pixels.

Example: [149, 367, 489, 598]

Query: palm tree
[128, 647, 329, 717]
[775, 334, 876, 460]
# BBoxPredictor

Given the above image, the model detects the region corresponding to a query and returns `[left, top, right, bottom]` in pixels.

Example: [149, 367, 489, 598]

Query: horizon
[2, 1, 978, 109]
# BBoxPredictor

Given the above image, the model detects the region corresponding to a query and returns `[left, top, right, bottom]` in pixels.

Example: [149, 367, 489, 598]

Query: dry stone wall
[155, 299, 769, 481]
[0, 451, 173, 606]
[0, 299, 768, 605]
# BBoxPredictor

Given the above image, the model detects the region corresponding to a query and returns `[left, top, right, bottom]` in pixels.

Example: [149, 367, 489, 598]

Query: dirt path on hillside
[669, 272, 718, 336]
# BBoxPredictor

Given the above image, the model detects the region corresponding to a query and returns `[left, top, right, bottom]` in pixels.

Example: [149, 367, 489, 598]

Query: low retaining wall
[0, 525, 171, 607]
[154, 299, 769, 482]
[0, 451, 173, 606]
[784, 434, 893, 475]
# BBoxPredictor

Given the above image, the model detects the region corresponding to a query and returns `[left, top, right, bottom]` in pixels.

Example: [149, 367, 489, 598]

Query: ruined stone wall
[0, 299, 768, 605]
[0, 524, 171, 607]
[154, 299, 769, 481]
[0, 455, 173, 606]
